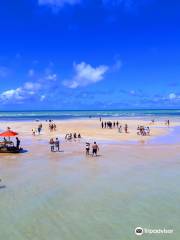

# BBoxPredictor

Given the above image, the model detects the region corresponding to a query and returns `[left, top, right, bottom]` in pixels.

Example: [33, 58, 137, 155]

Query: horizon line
[1, 108, 180, 112]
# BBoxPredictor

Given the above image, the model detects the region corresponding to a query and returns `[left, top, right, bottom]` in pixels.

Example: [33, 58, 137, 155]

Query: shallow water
[149, 126, 180, 144]
[0, 143, 180, 240]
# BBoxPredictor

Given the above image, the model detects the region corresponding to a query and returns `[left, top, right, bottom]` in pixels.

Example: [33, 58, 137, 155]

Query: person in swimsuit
[86, 142, 90, 155]
[124, 124, 128, 133]
[49, 138, 55, 152]
[92, 142, 99, 157]
[55, 138, 60, 152]
[16, 137, 20, 149]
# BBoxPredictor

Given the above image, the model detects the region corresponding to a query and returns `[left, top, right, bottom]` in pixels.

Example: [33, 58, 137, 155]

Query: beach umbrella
[0, 130, 18, 137]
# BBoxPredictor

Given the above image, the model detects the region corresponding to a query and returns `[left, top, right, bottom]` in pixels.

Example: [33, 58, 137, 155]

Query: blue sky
[0, 0, 180, 110]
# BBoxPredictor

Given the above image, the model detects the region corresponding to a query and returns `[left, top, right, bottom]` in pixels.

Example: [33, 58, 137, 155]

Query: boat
[0, 146, 23, 153]
[0, 129, 23, 153]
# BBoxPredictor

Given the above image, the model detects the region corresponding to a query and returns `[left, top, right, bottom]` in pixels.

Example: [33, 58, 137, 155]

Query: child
[86, 142, 90, 155]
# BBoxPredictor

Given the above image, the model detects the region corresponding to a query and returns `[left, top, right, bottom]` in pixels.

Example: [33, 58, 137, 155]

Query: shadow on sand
[88, 154, 102, 157]
[20, 149, 28, 153]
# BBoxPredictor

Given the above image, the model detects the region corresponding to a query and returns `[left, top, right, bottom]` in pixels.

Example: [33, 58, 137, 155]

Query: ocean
[0, 109, 180, 121]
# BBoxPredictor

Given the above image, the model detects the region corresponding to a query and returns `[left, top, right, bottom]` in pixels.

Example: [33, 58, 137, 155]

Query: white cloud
[38, 0, 80, 8]
[63, 62, 109, 88]
[24, 82, 41, 91]
[0, 62, 58, 104]
[0, 82, 42, 103]
[40, 95, 46, 101]
[0, 88, 24, 101]
[169, 93, 177, 100]
[46, 73, 57, 81]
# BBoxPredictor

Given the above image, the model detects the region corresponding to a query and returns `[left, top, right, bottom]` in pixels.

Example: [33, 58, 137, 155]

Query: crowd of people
[137, 126, 150, 136]
[35, 118, 172, 155]
[49, 134, 99, 157]
[65, 133, 81, 141]
[101, 121, 129, 133]
[101, 120, 151, 136]
[28, 118, 173, 156]
[101, 121, 120, 129]
[49, 123, 56, 132]
[32, 122, 57, 136]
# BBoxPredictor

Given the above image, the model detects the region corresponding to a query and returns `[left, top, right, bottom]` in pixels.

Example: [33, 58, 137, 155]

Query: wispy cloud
[168, 93, 180, 100]
[0, 88, 24, 101]
[37, 0, 149, 11]
[111, 59, 122, 71]
[0, 57, 61, 104]
[46, 73, 57, 81]
[0, 82, 42, 103]
[63, 62, 109, 88]
[40, 95, 46, 101]
[38, 0, 81, 8]
[28, 69, 35, 77]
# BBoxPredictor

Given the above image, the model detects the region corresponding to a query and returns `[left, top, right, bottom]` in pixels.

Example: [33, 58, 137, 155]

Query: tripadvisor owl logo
[135, 227, 144, 236]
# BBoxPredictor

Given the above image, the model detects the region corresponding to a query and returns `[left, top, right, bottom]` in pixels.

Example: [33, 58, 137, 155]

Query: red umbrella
[0, 130, 18, 137]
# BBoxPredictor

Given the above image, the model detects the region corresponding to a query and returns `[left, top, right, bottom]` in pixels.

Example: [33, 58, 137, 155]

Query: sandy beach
[0, 118, 177, 143]
[0, 118, 180, 239]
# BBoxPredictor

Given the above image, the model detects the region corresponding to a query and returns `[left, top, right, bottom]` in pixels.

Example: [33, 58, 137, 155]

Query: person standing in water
[86, 142, 90, 155]
[55, 138, 60, 152]
[49, 138, 55, 152]
[92, 142, 99, 157]
[118, 125, 122, 133]
[16, 137, 20, 149]
[37, 125, 41, 135]
[124, 124, 128, 133]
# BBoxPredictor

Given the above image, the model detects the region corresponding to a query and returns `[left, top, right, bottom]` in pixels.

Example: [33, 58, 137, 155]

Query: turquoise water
[0, 142, 180, 240]
[0, 110, 180, 239]
[0, 109, 180, 121]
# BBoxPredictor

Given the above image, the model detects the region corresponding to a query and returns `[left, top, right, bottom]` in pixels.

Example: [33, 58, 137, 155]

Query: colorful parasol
[0, 130, 18, 137]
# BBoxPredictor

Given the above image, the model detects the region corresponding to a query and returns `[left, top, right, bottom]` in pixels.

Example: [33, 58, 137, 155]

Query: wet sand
[0, 119, 180, 239]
